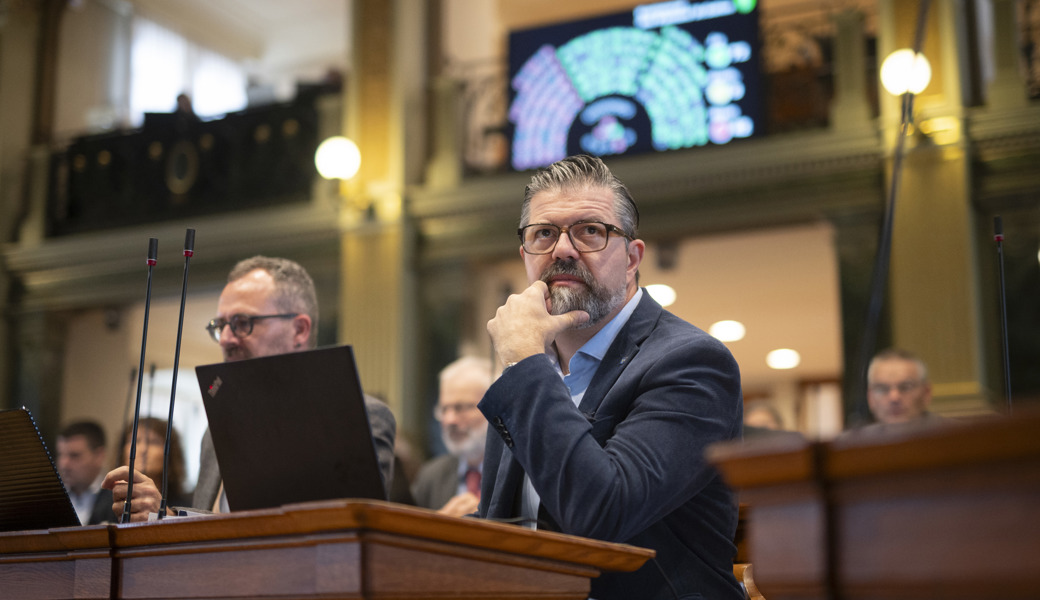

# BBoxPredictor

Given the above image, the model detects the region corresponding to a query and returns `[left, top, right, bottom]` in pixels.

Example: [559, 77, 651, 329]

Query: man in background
[851, 348, 948, 436]
[411, 356, 493, 517]
[57, 421, 116, 524]
[742, 401, 804, 442]
[104, 256, 396, 520]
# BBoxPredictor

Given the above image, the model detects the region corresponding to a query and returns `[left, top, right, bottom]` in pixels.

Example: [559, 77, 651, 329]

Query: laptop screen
[195, 345, 386, 511]
[0, 407, 81, 531]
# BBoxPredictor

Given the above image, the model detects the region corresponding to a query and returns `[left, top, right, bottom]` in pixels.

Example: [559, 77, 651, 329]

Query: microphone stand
[146, 362, 157, 428]
[994, 217, 1012, 415]
[122, 238, 158, 523]
[119, 367, 137, 457]
[158, 229, 195, 519]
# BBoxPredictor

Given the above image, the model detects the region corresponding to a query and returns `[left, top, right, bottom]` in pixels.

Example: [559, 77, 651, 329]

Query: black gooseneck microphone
[123, 238, 158, 523]
[146, 362, 157, 432]
[119, 367, 137, 457]
[158, 229, 195, 519]
[994, 216, 1012, 415]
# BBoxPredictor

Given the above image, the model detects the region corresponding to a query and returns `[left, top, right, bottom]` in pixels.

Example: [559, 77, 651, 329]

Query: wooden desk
[709, 412, 1040, 600]
[1, 500, 654, 600]
[0, 525, 111, 600]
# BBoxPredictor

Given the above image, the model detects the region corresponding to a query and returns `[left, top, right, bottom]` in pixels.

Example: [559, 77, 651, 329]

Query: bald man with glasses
[104, 256, 396, 521]
[841, 348, 951, 438]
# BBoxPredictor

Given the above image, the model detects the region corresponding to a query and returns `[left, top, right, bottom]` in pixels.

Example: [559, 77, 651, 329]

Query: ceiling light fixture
[709, 320, 745, 342]
[645, 284, 677, 307]
[766, 348, 800, 370]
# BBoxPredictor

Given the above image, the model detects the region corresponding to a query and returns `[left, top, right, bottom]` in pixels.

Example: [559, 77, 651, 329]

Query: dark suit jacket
[192, 395, 396, 511]
[478, 292, 744, 600]
[86, 488, 117, 524]
[411, 453, 461, 510]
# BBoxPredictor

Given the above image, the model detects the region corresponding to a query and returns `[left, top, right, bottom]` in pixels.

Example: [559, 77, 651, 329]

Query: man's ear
[293, 314, 313, 348]
[627, 239, 645, 277]
[922, 382, 934, 408]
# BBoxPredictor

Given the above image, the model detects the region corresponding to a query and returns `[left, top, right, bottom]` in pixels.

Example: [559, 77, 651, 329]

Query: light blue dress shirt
[520, 289, 643, 526]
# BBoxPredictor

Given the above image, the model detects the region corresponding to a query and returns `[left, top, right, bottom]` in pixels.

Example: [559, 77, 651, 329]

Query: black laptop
[194, 345, 386, 512]
[0, 407, 81, 531]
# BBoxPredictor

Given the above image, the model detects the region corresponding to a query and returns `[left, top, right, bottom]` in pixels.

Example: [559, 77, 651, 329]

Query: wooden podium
[709, 411, 1040, 600]
[0, 500, 653, 599]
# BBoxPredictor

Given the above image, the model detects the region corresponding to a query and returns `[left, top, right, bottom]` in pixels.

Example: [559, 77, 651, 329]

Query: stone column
[339, 0, 426, 433]
[830, 10, 873, 131]
[986, 0, 1029, 108]
[877, 0, 992, 415]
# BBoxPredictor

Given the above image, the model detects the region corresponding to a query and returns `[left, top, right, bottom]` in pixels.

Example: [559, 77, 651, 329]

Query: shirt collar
[580, 288, 643, 362]
[559, 288, 643, 397]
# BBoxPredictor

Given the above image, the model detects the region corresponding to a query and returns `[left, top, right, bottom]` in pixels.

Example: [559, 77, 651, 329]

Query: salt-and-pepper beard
[443, 423, 487, 464]
[540, 259, 626, 329]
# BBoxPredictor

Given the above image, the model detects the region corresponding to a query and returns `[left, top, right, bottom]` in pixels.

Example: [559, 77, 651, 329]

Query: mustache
[540, 259, 593, 287]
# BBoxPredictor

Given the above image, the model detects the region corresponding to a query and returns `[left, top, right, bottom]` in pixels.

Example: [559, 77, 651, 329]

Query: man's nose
[218, 323, 238, 345]
[442, 410, 462, 426]
[551, 230, 581, 261]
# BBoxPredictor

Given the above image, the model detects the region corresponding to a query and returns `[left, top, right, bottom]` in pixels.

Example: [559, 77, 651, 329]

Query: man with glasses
[104, 256, 396, 520]
[411, 356, 493, 517]
[847, 348, 948, 436]
[478, 155, 744, 600]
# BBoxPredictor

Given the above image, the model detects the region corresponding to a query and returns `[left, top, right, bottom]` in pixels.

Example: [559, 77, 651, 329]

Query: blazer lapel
[577, 292, 662, 417]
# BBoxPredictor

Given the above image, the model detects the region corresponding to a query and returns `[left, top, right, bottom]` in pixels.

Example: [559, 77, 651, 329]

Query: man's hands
[102, 466, 169, 522]
[436, 492, 479, 518]
[487, 281, 589, 365]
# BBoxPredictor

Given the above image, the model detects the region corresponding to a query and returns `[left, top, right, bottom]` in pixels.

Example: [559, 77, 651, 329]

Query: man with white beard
[411, 356, 493, 517]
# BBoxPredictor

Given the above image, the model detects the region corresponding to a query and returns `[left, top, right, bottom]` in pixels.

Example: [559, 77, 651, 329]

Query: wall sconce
[315, 135, 372, 221]
[880, 49, 931, 96]
[315, 136, 361, 181]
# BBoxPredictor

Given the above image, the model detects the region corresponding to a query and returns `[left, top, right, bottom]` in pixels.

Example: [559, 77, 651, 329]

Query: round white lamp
[315, 136, 361, 180]
[880, 49, 932, 95]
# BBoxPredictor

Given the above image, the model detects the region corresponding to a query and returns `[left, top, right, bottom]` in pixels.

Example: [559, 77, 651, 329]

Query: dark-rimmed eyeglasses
[433, 403, 480, 421]
[518, 221, 633, 255]
[205, 313, 298, 343]
[868, 380, 923, 397]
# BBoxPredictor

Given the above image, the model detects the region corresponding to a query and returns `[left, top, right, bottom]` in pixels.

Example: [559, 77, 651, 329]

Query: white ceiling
[126, 0, 348, 77]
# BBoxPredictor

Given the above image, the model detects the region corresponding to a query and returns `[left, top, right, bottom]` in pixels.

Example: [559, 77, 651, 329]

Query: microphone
[119, 366, 137, 457]
[123, 238, 158, 522]
[145, 362, 156, 434]
[994, 216, 1012, 415]
[158, 228, 195, 519]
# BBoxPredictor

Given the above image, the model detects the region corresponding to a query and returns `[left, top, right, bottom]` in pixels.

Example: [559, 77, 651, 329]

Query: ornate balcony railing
[46, 92, 329, 237]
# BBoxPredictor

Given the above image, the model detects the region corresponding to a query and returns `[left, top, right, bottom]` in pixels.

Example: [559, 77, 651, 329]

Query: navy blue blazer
[478, 292, 743, 600]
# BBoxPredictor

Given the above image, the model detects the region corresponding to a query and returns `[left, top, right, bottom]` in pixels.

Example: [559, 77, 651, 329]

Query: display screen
[508, 0, 761, 170]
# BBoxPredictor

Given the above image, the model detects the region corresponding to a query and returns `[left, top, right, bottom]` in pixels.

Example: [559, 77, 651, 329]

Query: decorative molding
[3, 203, 342, 311]
[411, 127, 885, 266]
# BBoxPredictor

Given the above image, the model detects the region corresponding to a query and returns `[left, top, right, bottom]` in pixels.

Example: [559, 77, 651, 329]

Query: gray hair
[438, 355, 495, 390]
[228, 256, 319, 347]
[520, 155, 640, 237]
[868, 348, 929, 382]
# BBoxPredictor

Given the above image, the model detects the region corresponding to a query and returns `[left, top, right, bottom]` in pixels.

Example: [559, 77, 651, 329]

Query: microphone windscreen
[148, 238, 158, 262]
[184, 228, 196, 252]
[994, 216, 1003, 236]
